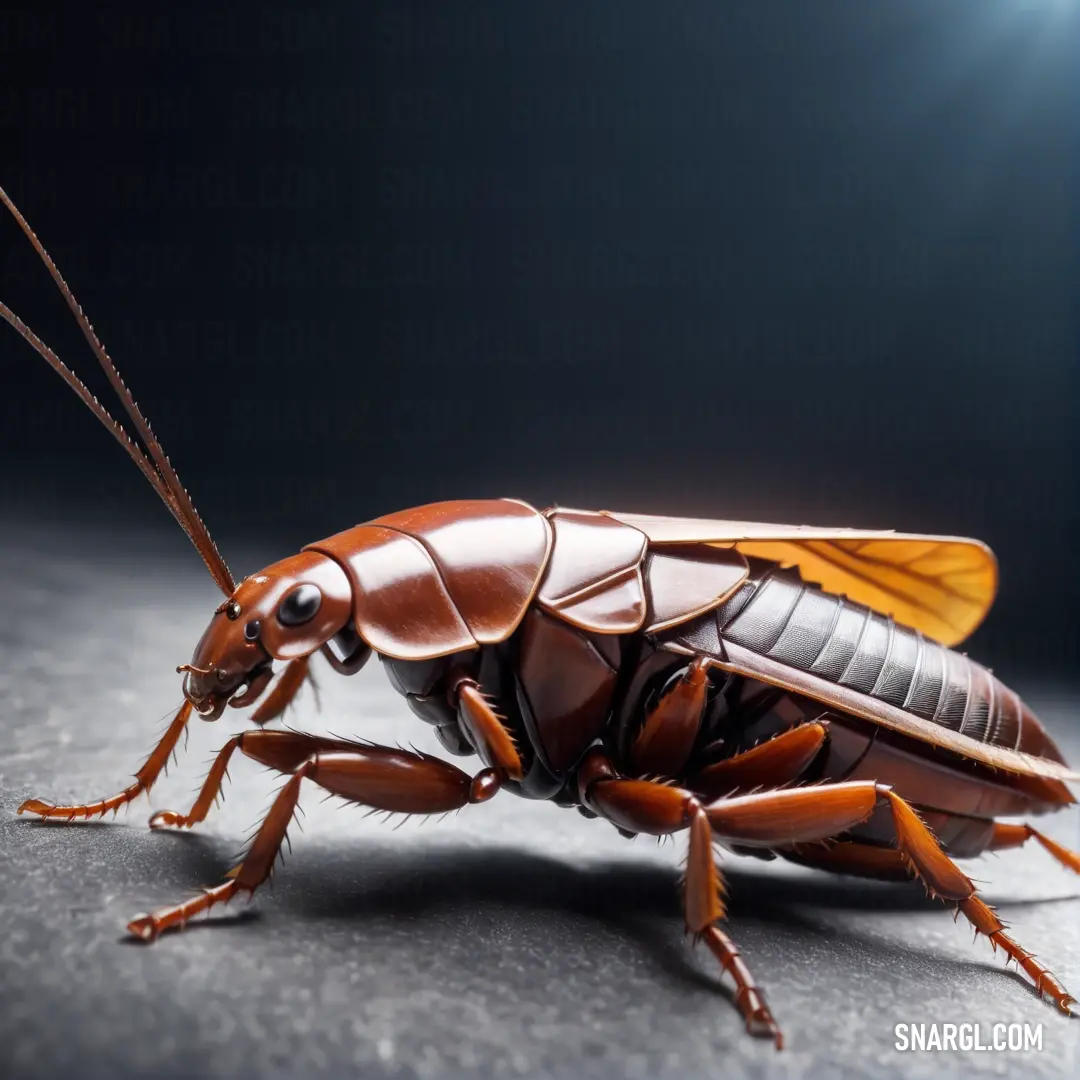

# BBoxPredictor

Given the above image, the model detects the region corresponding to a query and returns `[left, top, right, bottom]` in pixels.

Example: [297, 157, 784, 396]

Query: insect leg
[247, 656, 312, 725]
[629, 655, 711, 776]
[577, 749, 782, 1047]
[984, 822, 1080, 874]
[145, 730, 343, 829]
[700, 927, 782, 1050]
[147, 734, 244, 829]
[147, 730, 382, 829]
[704, 781, 883, 846]
[705, 782, 1077, 1013]
[127, 734, 504, 942]
[689, 721, 829, 799]
[778, 839, 911, 881]
[150, 658, 353, 829]
[449, 674, 523, 780]
[882, 789, 1076, 1014]
[17, 701, 193, 821]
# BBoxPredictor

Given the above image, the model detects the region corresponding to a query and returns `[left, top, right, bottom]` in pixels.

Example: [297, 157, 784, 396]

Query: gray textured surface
[1, 523, 1078, 1079]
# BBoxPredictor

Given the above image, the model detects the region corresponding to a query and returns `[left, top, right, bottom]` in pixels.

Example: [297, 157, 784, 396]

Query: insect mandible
[2, 185, 1078, 1050]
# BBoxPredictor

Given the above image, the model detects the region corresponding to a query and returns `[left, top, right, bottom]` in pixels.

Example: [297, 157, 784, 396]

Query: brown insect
[2, 185, 1078, 1050]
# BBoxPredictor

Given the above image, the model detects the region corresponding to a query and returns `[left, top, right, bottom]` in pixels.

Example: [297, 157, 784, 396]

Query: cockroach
[2, 185, 1078, 1050]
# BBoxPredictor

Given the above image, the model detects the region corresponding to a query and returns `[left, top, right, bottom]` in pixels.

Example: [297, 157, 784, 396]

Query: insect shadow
[132, 830, 1078, 1008]
[235, 838, 1078, 921]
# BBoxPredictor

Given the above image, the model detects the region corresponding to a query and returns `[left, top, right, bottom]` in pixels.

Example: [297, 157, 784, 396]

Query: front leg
[17, 656, 317, 824]
[146, 656, 329, 830]
[17, 701, 193, 821]
[127, 731, 506, 941]
[152, 673, 523, 830]
[448, 671, 524, 780]
[247, 655, 315, 724]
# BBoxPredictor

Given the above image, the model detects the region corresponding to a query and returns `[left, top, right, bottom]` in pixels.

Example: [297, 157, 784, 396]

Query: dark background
[1, 0, 1077, 673]
[2, 7, 1080, 1077]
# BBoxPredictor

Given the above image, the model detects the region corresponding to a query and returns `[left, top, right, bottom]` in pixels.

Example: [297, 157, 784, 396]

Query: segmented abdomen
[705, 560, 1064, 764]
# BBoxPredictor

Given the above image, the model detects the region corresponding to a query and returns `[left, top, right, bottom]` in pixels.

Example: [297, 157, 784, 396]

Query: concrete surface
[1, 523, 1078, 1079]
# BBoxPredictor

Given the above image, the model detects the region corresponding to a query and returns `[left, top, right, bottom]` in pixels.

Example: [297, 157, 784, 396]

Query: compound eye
[244, 619, 261, 642]
[277, 583, 322, 627]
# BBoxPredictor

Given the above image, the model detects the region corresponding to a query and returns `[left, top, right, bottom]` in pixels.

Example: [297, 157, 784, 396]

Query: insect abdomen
[707, 560, 1065, 763]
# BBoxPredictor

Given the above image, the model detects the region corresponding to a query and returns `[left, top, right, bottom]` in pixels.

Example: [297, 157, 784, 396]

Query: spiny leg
[248, 656, 314, 725]
[18, 701, 193, 821]
[779, 839, 912, 882]
[690, 721, 829, 799]
[701, 928, 779, 1047]
[448, 672, 524, 780]
[148, 730, 361, 830]
[705, 781, 883, 847]
[703, 781, 1077, 1014]
[19, 655, 313, 825]
[151, 674, 523, 841]
[128, 732, 505, 941]
[577, 750, 782, 1047]
[986, 822, 1080, 875]
[884, 791, 1075, 1012]
[629, 655, 711, 777]
[150, 654, 348, 828]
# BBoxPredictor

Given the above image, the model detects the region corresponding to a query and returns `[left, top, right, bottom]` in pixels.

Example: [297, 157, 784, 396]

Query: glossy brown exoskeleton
[3, 186, 1078, 1049]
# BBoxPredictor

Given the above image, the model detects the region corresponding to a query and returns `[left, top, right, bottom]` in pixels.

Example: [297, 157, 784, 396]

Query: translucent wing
[603, 512, 997, 647]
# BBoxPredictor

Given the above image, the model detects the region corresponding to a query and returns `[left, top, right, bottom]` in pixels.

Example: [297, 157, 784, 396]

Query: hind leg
[705, 783, 1077, 1013]
[127, 731, 505, 941]
[986, 822, 1080, 874]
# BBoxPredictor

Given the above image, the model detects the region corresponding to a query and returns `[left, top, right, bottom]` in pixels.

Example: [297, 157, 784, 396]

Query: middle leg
[690, 721, 829, 799]
[577, 749, 788, 1047]
[149, 730, 370, 830]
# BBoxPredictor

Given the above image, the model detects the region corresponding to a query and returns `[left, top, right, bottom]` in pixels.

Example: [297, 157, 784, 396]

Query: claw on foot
[747, 1016, 784, 1051]
[127, 914, 160, 943]
[16, 782, 144, 820]
[149, 810, 187, 829]
[735, 988, 783, 1049]
[125, 881, 240, 943]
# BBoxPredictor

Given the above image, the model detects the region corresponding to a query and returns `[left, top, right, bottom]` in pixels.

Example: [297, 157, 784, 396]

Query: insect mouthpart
[227, 660, 274, 710]
[177, 658, 273, 719]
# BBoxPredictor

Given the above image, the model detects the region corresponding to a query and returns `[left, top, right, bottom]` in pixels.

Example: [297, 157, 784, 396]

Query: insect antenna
[0, 185, 235, 595]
